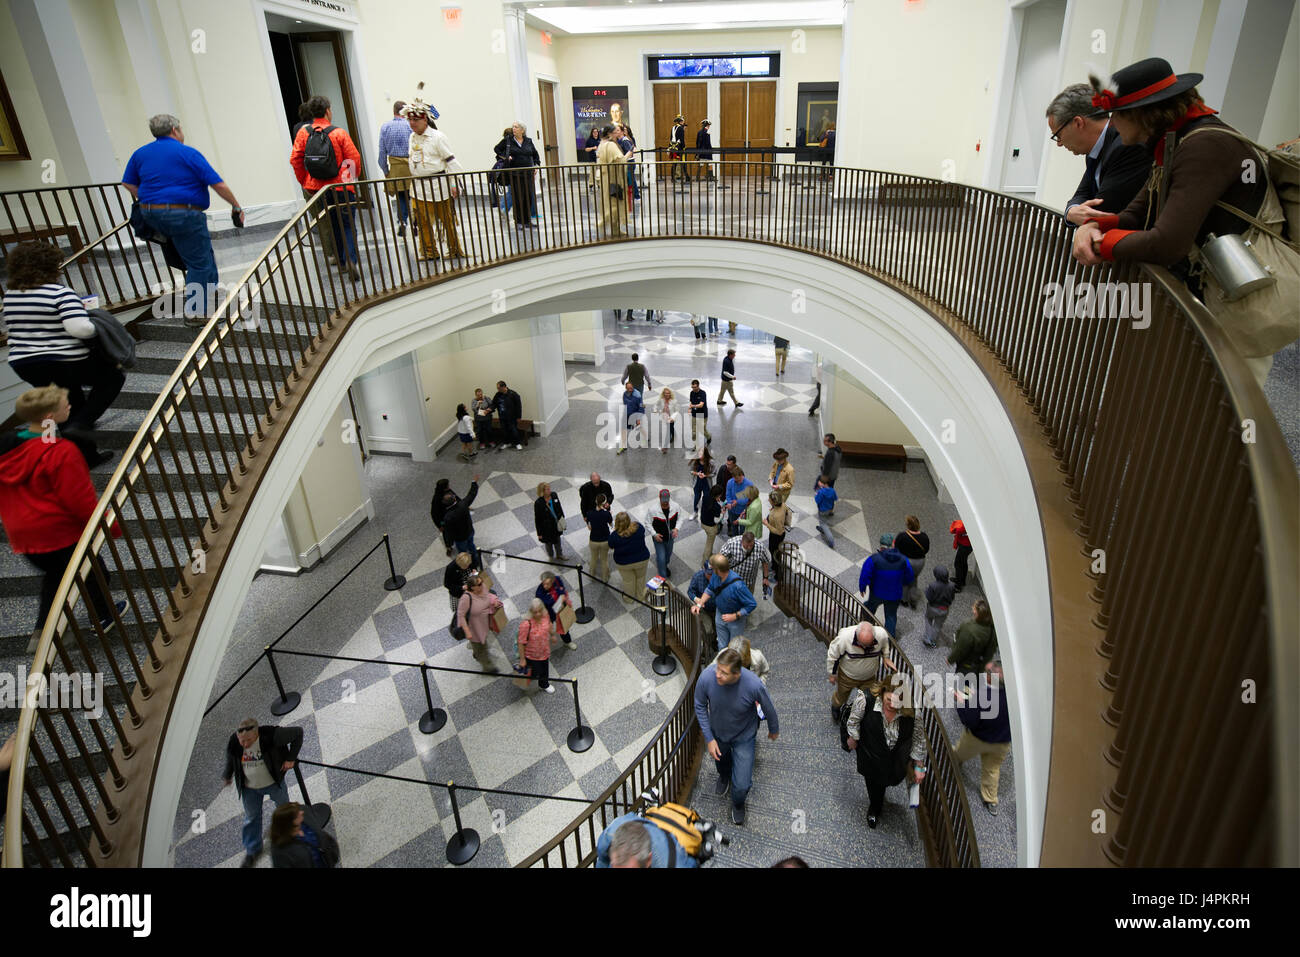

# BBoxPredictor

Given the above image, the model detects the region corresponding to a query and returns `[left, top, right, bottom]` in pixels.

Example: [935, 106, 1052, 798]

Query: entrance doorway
[538, 80, 559, 167]
[265, 13, 365, 176]
[719, 80, 776, 178]
[652, 82, 706, 176]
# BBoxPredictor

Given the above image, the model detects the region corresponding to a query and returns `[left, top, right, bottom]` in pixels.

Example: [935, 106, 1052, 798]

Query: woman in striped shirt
[3, 242, 124, 435]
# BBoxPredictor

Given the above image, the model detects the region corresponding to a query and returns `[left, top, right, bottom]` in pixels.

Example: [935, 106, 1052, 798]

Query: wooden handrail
[3, 164, 1293, 869]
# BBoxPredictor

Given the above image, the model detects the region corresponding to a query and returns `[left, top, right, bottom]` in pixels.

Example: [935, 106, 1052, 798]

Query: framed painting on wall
[0, 69, 31, 161]
[795, 82, 838, 158]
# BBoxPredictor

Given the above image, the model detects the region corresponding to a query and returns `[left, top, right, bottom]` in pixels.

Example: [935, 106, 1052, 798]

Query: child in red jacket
[0, 386, 123, 642]
[950, 519, 973, 592]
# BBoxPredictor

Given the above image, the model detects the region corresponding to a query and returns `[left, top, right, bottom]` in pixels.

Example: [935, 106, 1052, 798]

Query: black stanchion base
[567, 725, 595, 753]
[575, 606, 595, 624]
[446, 829, 481, 865]
[311, 802, 332, 827]
[270, 692, 301, 716]
[384, 575, 407, 591]
[419, 708, 448, 734]
[652, 653, 678, 676]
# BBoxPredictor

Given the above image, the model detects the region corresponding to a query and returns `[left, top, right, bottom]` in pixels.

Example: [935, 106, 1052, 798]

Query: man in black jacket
[494, 380, 524, 450]
[717, 349, 743, 407]
[441, 477, 481, 562]
[223, 718, 304, 866]
[1045, 83, 1149, 226]
[578, 472, 614, 521]
[696, 120, 714, 181]
[670, 115, 690, 185]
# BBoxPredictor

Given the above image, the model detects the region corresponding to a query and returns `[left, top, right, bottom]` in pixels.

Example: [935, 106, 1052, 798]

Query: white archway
[149, 240, 1053, 867]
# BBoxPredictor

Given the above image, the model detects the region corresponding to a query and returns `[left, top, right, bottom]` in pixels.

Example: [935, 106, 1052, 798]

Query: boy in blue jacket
[814, 475, 838, 548]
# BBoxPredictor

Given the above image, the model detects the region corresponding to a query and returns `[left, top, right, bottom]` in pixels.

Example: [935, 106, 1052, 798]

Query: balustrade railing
[0, 183, 172, 313]
[2, 163, 1293, 868]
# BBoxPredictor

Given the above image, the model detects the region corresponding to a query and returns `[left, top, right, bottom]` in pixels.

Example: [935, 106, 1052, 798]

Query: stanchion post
[574, 566, 595, 624]
[652, 605, 677, 676]
[445, 781, 480, 865]
[418, 662, 448, 734]
[292, 762, 332, 827]
[266, 647, 302, 715]
[382, 533, 407, 591]
[566, 678, 594, 753]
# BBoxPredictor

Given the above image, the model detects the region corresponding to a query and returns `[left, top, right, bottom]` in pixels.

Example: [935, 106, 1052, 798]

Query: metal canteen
[1199, 232, 1277, 301]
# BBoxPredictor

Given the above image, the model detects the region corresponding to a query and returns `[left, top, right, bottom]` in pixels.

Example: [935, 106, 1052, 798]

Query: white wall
[1255, 0, 1300, 148]
[827, 364, 919, 447]
[1036, 0, 1299, 210]
[0, 0, 60, 193]
[279, 397, 373, 568]
[409, 315, 544, 450]
[1000, 0, 1067, 193]
[547, 25, 843, 166]
[355, 0, 515, 175]
[839, 0, 1006, 184]
[561, 309, 604, 363]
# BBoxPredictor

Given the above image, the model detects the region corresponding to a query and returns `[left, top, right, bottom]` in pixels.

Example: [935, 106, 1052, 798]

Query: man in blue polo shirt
[122, 114, 244, 325]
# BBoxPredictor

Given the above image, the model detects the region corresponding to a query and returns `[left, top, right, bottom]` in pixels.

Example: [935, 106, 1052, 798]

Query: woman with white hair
[714, 636, 770, 684]
[517, 597, 557, 693]
[496, 121, 541, 230]
[844, 676, 927, 829]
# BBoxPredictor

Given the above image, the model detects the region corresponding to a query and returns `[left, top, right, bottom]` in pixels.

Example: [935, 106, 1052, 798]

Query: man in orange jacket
[290, 95, 364, 282]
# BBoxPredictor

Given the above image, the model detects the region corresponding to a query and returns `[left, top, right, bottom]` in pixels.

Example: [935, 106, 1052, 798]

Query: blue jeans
[240, 779, 289, 855]
[707, 316, 719, 334]
[866, 596, 900, 636]
[692, 480, 708, 514]
[715, 610, 746, 646]
[395, 191, 409, 224]
[453, 533, 478, 566]
[817, 510, 836, 548]
[653, 535, 674, 578]
[324, 188, 360, 264]
[714, 731, 757, 807]
[139, 207, 218, 318]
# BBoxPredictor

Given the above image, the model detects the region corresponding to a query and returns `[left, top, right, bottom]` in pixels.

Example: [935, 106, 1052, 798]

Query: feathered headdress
[401, 82, 438, 120]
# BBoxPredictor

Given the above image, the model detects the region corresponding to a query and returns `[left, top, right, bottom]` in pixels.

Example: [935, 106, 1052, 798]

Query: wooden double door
[652, 82, 707, 174]
[720, 80, 776, 177]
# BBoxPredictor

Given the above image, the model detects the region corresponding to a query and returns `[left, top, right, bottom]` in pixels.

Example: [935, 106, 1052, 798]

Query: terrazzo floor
[169, 308, 1015, 867]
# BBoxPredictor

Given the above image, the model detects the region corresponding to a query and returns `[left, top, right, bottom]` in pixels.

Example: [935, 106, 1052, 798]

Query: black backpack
[303, 125, 339, 179]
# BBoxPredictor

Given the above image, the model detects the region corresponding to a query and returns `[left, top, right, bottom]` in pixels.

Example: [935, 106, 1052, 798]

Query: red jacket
[950, 519, 970, 550]
[0, 434, 109, 553]
[290, 119, 362, 194]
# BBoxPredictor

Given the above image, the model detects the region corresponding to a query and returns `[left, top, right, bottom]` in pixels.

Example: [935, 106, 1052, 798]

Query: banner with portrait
[572, 86, 630, 161]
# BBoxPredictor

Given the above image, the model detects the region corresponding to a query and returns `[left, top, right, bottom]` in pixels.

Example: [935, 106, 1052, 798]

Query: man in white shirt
[404, 97, 466, 260]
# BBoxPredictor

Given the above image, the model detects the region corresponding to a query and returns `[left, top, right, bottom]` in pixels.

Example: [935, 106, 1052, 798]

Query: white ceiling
[512, 0, 844, 36]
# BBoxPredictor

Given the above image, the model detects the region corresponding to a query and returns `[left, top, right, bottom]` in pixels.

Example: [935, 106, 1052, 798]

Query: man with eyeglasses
[1045, 83, 1149, 227]
[223, 718, 304, 867]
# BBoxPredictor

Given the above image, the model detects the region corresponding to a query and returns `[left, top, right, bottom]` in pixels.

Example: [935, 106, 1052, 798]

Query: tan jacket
[764, 503, 791, 535]
[408, 127, 464, 201]
[770, 461, 794, 497]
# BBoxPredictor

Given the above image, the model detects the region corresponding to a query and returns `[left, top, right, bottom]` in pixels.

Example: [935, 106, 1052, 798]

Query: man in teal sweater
[694, 646, 779, 826]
